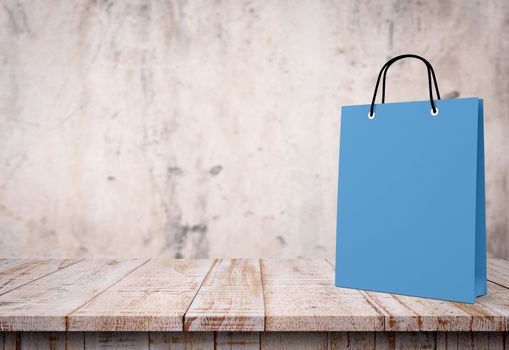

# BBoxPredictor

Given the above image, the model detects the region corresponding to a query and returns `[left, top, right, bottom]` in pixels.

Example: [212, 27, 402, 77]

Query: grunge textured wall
[1, 0, 508, 258]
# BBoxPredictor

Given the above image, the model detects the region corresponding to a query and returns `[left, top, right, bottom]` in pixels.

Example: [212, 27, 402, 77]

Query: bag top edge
[341, 97, 481, 110]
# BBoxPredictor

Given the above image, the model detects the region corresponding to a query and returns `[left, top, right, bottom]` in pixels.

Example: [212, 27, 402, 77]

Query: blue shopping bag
[335, 54, 486, 303]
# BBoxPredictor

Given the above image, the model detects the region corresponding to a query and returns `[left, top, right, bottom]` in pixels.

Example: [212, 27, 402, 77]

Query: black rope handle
[369, 54, 441, 117]
[381, 57, 441, 104]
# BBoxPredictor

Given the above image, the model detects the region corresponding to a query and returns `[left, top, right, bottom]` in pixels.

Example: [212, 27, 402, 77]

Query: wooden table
[0, 259, 508, 349]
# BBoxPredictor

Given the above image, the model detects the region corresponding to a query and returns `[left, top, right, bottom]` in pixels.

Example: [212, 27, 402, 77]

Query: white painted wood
[488, 259, 509, 287]
[262, 259, 384, 331]
[0, 258, 507, 334]
[68, 259, 213, 331]
[0, 259, 80, 295]
[326, 256, 508, 332]
[185, 259, 264, 331]
[0, 259, 147, 331]
[364, 285, 505, 331]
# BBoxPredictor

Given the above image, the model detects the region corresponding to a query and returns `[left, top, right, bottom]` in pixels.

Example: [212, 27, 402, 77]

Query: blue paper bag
[335, 54, 486, 303]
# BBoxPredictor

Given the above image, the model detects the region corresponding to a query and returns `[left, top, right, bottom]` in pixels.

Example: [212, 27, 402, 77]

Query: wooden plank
[0, 259, 81, 295]
[436, 332, 505, 350]
[3, 332, 18, 350]
[326, 254, 506, 332]
[216, 332, 259, 350]
[329, 332, 377, 349]
[475, 282, 509, 330]
[363, 282, 505, 332]
[184, 259, 264, 331]
[333, 332, 433, 349]
[84, 332, 147, 350]
[68, 259, 213, 331]
[375, 332, 397, 349]
[262, 332, 503, 350]
[150, 332, 214, 350]
[261, 332, 435, 350]
[0, 332, 507, 349]
[488, 259, 509, 287]
[0, 259, 147, 331]
[394, 332, 435, 349]
[2, 332, 85, 350]
[261, 332, 328, 350]
[261, 259, 384, 331]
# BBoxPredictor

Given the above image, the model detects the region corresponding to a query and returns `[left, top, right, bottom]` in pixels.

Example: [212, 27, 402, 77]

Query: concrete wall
[0, 0, 508, 259]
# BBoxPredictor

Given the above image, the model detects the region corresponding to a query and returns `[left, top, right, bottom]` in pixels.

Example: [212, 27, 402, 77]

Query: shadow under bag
[335, 54, 486, 303]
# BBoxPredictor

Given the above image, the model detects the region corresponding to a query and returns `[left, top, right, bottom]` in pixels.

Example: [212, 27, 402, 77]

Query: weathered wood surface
[150, 332, 214, 350]
[185, 259, 265, 331]
[0, 259, 81, 295]
[261, 259, 384, 331]
[68, 259, 213, 331]
[216, 332, 260, 350]
[3, 332, 508, 349]
[487, 259, 509, 288]
[0, 259, 147, 331]
[0, 259, 508, 333]
[362, 282, 507, 332]
[3, 332, 84, 350]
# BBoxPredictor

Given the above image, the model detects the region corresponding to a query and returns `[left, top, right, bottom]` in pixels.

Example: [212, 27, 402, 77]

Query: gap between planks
[184, 259, 265, 331]
[64, 258, 151, 330]
[181, 259, 219, 329]
[0, 259, 84, 296]
[259, 259, 267, 332]
[1, 259, 509, 332]
[328, 257, 509, 332]
[0, 259, 149, 331]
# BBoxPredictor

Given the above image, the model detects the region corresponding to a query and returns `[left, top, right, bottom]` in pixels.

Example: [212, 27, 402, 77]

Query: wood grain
[0, 259, 80, 295]
[184, 259, 264, 331]
[6, 332, 84, 350]
[261, 259, 384, 331]
[84, 332, 147, 350]
[488, 259, 509, 287]
[261, 332, 328, 350]
[259, 332, 507, 350]
[150, 332, 214, 350]
[0, 259, 147, 331]
[0, 258, 507, 335]
[3, 332, 17, 349]
[2, 332, 509, 349]
[329, 332, 380, 349]
[363, 284, 505, 331]
[216, 332, 259, 350]
[394, 332, 435, 349]
[68, 259, 213, 331]
[436, 332, 505, 350]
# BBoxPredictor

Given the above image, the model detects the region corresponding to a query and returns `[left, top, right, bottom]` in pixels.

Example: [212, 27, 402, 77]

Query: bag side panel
[475, 99, 487, 297]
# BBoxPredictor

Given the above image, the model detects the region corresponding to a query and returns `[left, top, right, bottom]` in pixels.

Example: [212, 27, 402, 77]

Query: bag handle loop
[369, 54, 441, 119]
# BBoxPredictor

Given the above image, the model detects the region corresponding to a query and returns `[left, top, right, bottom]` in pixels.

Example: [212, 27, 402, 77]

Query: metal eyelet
[368, 112, 375, 120]
[431, 108, 439, 116]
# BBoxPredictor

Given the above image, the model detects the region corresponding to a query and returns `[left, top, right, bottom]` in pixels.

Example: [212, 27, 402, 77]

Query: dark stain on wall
[443, 91, 460, 99]
[276, 235, 286, 246]
[3, 2, 31, 35]
[167, 166, 183, 176]
[171, 221, 209, 259]
[209, 165, 223, 176]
